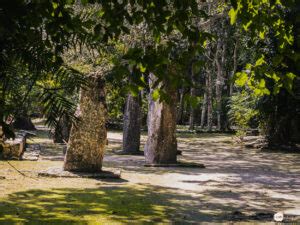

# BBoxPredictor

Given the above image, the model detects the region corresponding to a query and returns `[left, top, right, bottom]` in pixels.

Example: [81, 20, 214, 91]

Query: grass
[0, 185, 195, 224]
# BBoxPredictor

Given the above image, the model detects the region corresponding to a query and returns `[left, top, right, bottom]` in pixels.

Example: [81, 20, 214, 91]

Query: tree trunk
[122, 92, 141, 154]
[189, 62, 196, 130]
[177, 88, 185, 124]
[215, 39, 224, 131]
[206, 70, 213, 131]
[200, 90, 207, 129]
[144, 74, 177, 164]
[64, 74, 107, 172]
[230, 39, 238, 96]
[0, 126, 4, 158]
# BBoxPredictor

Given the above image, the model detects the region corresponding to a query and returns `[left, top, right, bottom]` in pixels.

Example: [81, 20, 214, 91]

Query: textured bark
[200, 90, 207, 128]
[206, 70, 213, 131]
[122, 93, 141, 154]
[54, 114, 71, 144]
[144, 74, 177, 164]
[64, 74, 107, 172]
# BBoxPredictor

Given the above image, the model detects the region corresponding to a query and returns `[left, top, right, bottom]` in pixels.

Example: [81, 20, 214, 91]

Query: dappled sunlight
[1, 129, 299, 223]
[0, 185, 223, 224]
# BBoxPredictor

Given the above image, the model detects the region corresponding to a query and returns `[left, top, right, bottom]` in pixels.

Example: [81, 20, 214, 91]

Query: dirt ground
[0, 125, 299, 224]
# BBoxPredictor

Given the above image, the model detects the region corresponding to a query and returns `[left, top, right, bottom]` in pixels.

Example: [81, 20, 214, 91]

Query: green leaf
[52, 2, 58, 9]
[255, 55, 265, 67]
[138, 63, 146, 73]
[258, 79, 266, 88]
[235, 72, 248, 86]
[259, 30, 265, 39]
[152, 89, 160, 101]
[286, 72, 296, 80]
[229, 8, 237, 25]
[284, 72, 296, 93]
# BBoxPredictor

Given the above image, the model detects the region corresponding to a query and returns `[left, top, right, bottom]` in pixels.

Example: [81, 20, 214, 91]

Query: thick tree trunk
[54, 114, 71, 144]
[122, 92, 141, 154]
[200, 90, 207, 129]
[64, 74, 107, 172]
[206, 70, 213, 131]
[144, 74, 177, 164]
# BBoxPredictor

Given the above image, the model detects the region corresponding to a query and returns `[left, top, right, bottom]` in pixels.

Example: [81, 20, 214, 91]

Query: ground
[0, 124, 299, 224]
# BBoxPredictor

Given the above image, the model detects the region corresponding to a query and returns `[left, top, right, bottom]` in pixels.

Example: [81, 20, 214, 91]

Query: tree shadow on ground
[0, 185, 238, 224]
[1, 183, 297, 224]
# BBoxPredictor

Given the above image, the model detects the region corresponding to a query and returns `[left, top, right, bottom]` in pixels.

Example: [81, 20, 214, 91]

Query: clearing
[0, 124, 299, 224]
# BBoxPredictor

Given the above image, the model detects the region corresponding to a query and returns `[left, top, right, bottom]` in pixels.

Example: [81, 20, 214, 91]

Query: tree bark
[200, 89, 207, 129]
[230, 39, 238, 96]
[64, 74, 107, 172]
[144, 74, 177, 164]
[189, 62, 196, 130]
[206, 70, 213, 131]
[122, 92, 141, 154]
[215, 39, 225, 131]
[177, 88, 185, 124]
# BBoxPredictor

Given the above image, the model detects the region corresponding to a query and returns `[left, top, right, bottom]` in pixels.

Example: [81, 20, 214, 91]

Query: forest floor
[0, 123, 300, 224]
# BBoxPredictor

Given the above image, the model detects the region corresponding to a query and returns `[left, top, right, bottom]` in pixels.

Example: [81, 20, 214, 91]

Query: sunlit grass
[0, 186, 176, 224]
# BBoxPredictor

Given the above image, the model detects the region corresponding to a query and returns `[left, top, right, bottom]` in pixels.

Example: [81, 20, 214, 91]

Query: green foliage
[228, 91, 259, 136]
[106, 85, 126, 122]
[230, 0, 299, 96]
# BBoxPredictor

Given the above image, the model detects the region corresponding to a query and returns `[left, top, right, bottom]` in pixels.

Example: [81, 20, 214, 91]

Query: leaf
[235, 72, 248, 86]
[284, 72, 296, 93]
[258, 79, 266, 88]
[255, 55, 265, 67]
[243, 20, 252, 31]
[229, 8, 237, 25]
[138, 63, 146, 73]
[259, 30, 265, 39]
[52, 2, 58, 9]
[152, 89, 160, 101]
[286, 72, 296, 80]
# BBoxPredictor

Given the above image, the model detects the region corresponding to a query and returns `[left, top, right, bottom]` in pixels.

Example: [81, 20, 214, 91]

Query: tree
[122, 92, 142, 154]
[230, 0, 299, 146]
[206, 66, 213, 131]
[144, 73, 177, 164]
[0, 0, 92, 144]
[188, 61, 196, 130]
[64, 74, 107, 172]
[200, 90, 207, 129]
